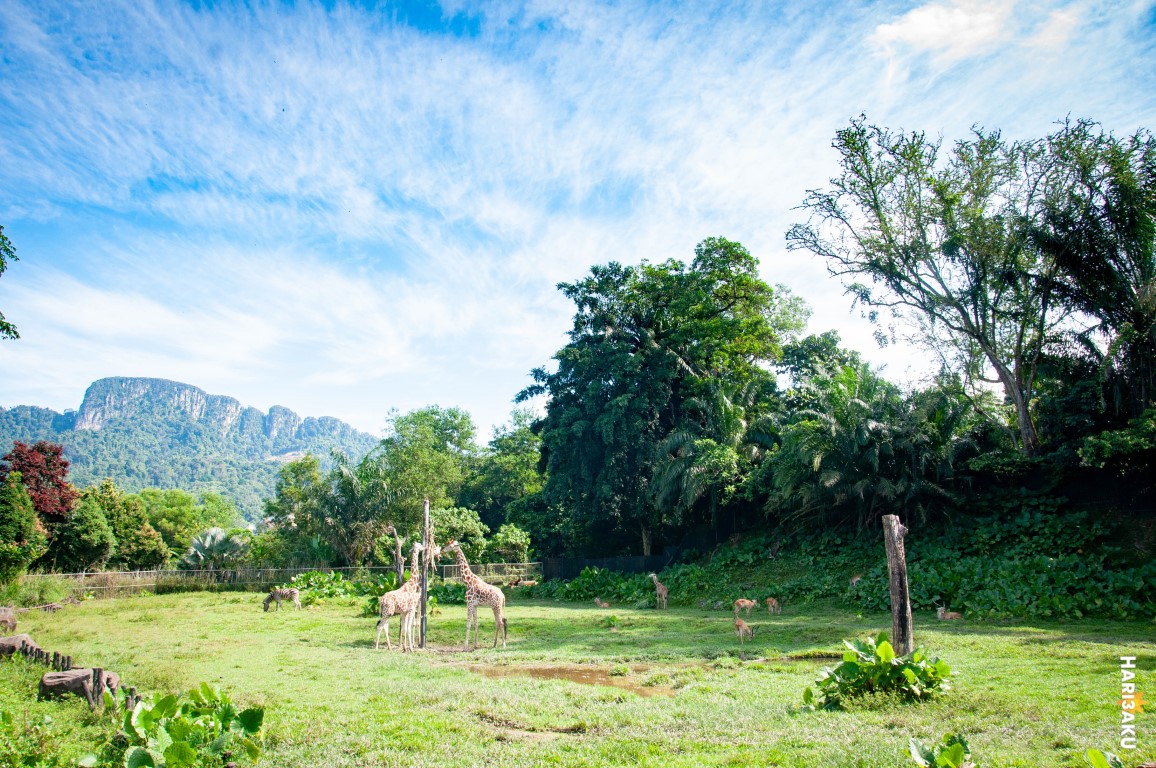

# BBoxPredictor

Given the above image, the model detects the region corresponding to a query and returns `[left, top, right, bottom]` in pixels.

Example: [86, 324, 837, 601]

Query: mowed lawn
[4, 593, 1155, 767]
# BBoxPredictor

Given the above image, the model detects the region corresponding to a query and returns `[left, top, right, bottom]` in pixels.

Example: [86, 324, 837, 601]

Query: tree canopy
[520, 237, 808, 554]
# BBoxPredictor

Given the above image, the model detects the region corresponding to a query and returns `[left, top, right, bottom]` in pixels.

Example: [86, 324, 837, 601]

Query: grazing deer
[594, 598, 610, 608]
[937, 606, 963, 621]
[765, 597, 781, 615]
[648, 573, 668, 610]
[733, 598, 757, 617]
[849, 573, 862, 586]
[735, 618, 755, 644]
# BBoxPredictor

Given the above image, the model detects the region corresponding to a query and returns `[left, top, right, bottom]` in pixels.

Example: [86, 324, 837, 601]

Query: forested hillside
[0, 377, 377, 520]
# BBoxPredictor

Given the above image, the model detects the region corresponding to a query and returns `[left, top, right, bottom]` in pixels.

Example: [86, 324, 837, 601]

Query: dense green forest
[1, 118, 1154, 597]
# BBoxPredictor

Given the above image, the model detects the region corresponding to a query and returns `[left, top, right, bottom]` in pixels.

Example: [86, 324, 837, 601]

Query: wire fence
[438, 562, 542, 585]
[20, 562, 544, 597]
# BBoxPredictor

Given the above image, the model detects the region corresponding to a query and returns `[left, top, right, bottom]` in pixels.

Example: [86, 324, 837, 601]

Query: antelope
[733, 598, 757, 617]
[735, 618, 755, 644]
[765, 597, 781, 615]
[937, 606, 963, 621]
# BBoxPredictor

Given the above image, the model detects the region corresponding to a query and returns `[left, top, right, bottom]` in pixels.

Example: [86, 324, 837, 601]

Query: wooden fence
[20, 566, 394, 596]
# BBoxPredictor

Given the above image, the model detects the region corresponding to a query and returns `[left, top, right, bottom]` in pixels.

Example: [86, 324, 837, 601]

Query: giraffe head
[443, 539, 462, 557]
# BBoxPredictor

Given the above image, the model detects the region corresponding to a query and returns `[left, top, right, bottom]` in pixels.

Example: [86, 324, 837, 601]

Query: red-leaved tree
[0, 441, 79, 525]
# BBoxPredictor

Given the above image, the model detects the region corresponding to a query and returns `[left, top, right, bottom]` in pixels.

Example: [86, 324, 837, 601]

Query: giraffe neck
[454, 548, 483, 591]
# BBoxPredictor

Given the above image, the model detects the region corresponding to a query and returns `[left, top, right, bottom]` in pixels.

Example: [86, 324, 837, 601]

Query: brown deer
[594, 598, 610, 608]
[733, 598, 757, 617]
[735, 618, 755, 644]
[849, 574, 862, 587]
[765, 597, 781, 615]
[937, 606, 963, 621]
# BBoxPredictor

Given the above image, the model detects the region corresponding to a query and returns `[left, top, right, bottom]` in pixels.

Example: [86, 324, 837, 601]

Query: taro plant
[908, 733, 975, 767]
[1084, 749, 1125, 768]
[89, 682, 263, 767]
[802, 632, 952, 710]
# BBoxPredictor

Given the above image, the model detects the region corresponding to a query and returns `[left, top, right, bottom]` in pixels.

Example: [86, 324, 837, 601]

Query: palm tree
[181, 527, 247, 570]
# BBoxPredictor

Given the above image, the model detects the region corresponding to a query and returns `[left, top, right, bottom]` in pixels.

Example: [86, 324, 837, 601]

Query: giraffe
[648, 573, 668, 609]
[374, 542, 424, 651]
[443, 540, 506, 650]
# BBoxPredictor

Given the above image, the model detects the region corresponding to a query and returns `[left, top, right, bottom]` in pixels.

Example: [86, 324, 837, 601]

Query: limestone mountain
[0, 377, 378, 520]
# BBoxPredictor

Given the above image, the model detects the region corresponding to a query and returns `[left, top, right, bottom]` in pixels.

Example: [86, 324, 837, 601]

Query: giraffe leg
[466, 603, 478, 650]
[491, 605, 505, 649]
[385, 616, 393, 650]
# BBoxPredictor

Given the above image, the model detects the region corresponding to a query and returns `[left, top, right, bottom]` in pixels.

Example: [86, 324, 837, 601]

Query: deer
[937, 606, 963, 621]
[735, 618, 755, 644]
[733, 598, 757, 617]
[765, 597, 781, 615]
[594, 598, 610, 608]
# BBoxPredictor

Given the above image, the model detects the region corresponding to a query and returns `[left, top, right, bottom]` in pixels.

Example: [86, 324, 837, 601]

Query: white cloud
[1, 0, 1154, 439]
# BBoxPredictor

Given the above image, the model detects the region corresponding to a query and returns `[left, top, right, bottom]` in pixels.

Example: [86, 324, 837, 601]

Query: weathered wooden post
[882, 514, 914, 655]
[419, 498, 430, 649]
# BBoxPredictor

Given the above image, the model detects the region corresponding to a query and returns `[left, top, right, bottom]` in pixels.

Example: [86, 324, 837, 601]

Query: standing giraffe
[648, 573, 668, 609]
[375, 542, 424, 651]
[443, 540, 507, 650]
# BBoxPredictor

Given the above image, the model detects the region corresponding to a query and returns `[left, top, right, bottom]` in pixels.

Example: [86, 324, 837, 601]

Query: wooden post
[420, 498, 430, 649]
[882, 515, 914, 656]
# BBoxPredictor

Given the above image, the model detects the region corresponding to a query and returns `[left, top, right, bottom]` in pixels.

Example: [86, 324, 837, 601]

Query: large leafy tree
[0, 224, 18, 340]
[0, 472, 47, 582]
[1034, 120, 1156, 418]
[45, 495, 116, 572]
[136, 489, 241, 556]
[81, 480, 169, 570]
[0, 441, 79, 527]
[378, 406, 476, 533]
[521, 237, 807, 555]
[458, 407, 543, 532]
[788, 118, 1072, 456]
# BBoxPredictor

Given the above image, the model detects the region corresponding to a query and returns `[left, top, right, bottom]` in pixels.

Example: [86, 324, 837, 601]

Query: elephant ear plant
[82, 682, 264, 767]
[802, 632, 952, 710]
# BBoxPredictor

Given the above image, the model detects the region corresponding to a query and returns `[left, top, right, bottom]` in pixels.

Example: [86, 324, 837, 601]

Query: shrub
[88, 682, 263, 767]
[803, 632, 951, 710]
[0, 574, 82, 608]
[908, 733, 973, 767]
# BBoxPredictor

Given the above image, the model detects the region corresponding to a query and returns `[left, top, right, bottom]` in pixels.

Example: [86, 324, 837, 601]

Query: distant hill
[0, 377, 379, 520]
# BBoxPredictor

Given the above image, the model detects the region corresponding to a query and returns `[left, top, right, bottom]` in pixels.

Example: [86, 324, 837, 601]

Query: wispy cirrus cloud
[1, 0, 1153, 436]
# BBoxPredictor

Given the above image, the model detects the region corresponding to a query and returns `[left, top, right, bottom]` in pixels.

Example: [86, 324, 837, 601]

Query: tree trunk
[640, 524, 652, 557]
[882, 515, 914, 656]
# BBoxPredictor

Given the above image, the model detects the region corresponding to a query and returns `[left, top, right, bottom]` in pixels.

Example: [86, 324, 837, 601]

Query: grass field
[3, 592, 1155, 767]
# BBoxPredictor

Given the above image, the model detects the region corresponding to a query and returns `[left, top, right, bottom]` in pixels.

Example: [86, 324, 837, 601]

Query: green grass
[3, 593, 1155, 767]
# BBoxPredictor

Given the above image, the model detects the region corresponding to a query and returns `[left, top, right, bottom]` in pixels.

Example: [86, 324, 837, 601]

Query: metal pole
[420, 498, 430, 648]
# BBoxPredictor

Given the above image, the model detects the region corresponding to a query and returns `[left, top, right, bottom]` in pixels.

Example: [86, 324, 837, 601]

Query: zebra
[263, 587, 301, 612]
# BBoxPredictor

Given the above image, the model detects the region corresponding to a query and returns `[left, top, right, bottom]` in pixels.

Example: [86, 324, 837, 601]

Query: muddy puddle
[470, 665, 675, 697]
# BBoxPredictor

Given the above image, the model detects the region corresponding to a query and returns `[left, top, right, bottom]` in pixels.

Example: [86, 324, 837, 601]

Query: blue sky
[1, 0, 1154, 439]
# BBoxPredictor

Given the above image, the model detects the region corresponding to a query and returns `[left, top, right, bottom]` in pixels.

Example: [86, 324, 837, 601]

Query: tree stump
[38, 669, 97, 710]
[0, 634, 36, 657]
[882, 514, 914, 656]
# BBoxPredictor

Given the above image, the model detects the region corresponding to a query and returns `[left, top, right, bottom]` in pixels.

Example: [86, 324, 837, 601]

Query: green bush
[803, 632, 951, 710]
[86, 682, 263, 767]
[908, 733, 973, 767]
